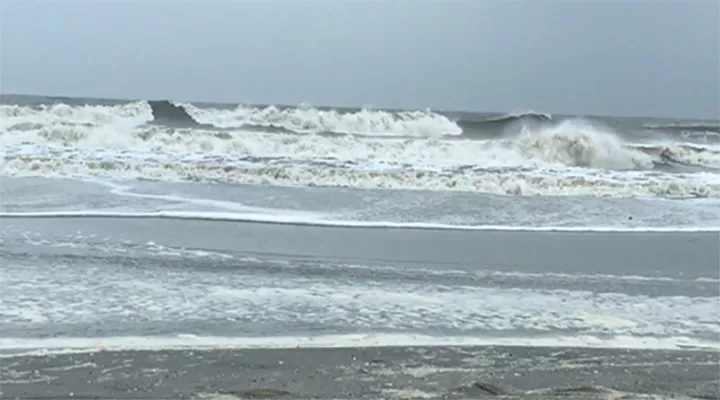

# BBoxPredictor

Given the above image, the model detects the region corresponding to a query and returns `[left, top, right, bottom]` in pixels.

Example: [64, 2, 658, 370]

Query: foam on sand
[1, 333, 718, 358]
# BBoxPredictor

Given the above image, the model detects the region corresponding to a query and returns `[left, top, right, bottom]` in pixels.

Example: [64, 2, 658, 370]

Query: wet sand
[1, 345, 718, 399]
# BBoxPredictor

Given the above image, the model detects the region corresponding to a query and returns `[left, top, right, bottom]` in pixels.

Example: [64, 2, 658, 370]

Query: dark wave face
[147, 100, 205, 127]
[454, 111, 554, 138]
[144, 100, 317, 136]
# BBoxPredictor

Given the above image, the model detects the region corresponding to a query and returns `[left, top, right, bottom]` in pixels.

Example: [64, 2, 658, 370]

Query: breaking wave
[1, 97, 718, 140]
[2, 105, 717, 171]
[1, 97, 719, 198]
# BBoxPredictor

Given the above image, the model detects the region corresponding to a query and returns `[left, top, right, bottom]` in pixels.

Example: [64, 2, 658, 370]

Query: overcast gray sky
[1, 0, 718, 118]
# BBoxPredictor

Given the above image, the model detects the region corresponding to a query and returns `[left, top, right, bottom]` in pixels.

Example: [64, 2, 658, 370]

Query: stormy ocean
[0, 94, 718, 399]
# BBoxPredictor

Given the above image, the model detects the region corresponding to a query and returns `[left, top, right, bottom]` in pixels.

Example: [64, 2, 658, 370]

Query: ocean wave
[3, 97, 716, 141]
[3, 108, 720, 172]
[3, 155, 718, 198]
[2, 98, 719, 198]
[0, 100, 466, 138]
[0, 98, 557, 138]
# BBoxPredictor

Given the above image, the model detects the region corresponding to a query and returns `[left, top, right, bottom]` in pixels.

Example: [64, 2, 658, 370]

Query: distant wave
[2, 95, 718, 142]
[642, 122, 720, 144]
[149, 100, 556, 138]
[644, 122, 720, 132]
[152, 100, 468, 137]
[631, 143, 720, 172]
[144, 101, 720, 143]
[483, 110, 553, 123]
[456, 111, 553, 137]
[1, 210, 718, 232]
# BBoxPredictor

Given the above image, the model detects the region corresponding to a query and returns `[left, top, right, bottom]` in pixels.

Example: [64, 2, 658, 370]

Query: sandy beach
[2, 345, 719, 399]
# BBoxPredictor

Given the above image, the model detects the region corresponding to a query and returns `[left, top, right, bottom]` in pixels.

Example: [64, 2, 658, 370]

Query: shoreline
[1, 344, 718, 399]
[3, 332, 719, 358]
[3, 209, 720, 233]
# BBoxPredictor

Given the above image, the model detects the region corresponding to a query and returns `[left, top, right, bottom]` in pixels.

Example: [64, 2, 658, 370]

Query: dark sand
[1, 345, 718, 399]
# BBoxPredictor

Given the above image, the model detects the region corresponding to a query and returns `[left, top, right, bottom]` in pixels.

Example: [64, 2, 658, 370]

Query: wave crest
[181, 103, 464, 136]
[516, 120, 655, 170]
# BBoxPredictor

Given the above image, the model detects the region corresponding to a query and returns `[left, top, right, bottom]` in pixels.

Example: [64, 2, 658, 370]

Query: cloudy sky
[1, 0, 718, 118]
